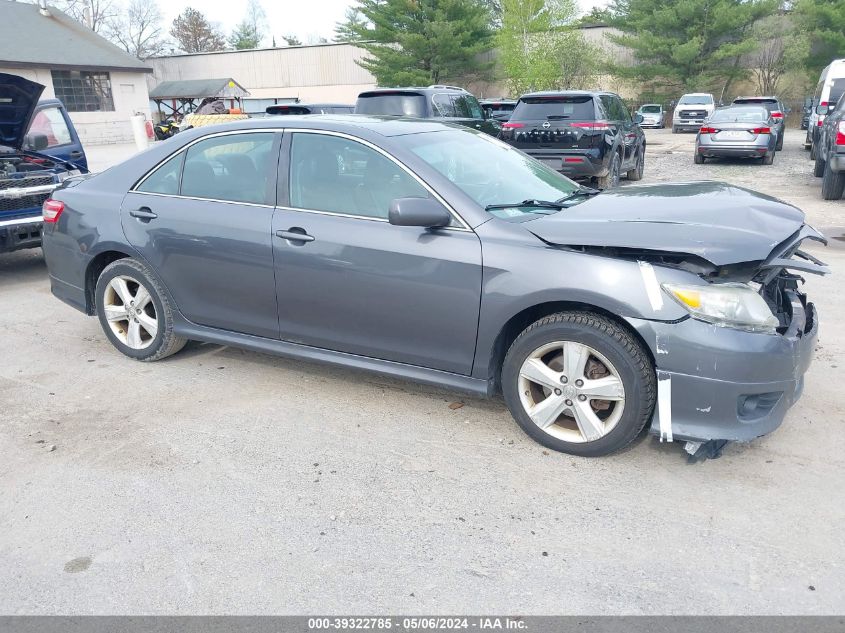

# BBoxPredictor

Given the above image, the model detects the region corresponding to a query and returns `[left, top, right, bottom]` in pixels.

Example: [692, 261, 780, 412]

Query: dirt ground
[0, 129, 843, 614]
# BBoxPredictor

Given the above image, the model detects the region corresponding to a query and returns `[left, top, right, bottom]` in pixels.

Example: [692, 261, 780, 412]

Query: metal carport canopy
[149, 78, 251, 100]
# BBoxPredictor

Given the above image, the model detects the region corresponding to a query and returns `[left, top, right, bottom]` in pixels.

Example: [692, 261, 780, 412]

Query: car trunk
[703, 122, 771, 143]
[501, 96, 605, 153]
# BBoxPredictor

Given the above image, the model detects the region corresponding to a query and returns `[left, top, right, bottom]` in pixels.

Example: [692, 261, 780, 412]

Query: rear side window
[181, 132, 276, 205]
[432, 94, 458, 117]
[511, 96, 595, 121]
[830, 78, 845, 105]
[355, 93, 427, 117]
[137, 152, 184, 195]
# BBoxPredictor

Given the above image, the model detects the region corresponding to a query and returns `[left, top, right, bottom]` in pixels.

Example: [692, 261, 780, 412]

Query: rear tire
[501, 312, 656, 457]
[596, 153, 621, 189]
[810, 142, 817, 160]
[694, 151, 705, 164]
[95, 258, 187, 362]
[814, 151, 826, 177]
[775, 134, 783, 151]
[821, 158, 845, 200]
[762, 151, 775, 165]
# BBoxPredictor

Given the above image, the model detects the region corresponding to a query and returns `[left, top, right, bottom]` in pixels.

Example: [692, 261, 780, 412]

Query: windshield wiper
[555, 185, 602, 204]
[485, 199, 568, 212]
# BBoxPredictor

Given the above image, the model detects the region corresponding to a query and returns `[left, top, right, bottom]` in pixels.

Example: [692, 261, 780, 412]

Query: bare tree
[54, 0, 121, 32]
[106, 0, 169, 59]
[747, 15, 808, 96]
[170, 7, 226, 53]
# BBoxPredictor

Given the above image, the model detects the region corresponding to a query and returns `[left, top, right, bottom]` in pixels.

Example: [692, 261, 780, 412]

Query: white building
[0, 1, 153, 144]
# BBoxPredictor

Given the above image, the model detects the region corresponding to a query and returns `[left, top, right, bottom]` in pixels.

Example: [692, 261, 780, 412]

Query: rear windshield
[733, 98, 778, 111]
[710, 107, 767, 123]
[678, 95, 713, 105]
[511, 96, 594, 121]
[267, 105, 310, 115]
[355, 93, 427, 117]
[640, 105, 661, 113]
[484, 103, 515, 112]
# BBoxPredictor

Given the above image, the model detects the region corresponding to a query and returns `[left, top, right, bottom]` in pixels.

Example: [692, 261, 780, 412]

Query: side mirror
[816, 105, 831, 115]
[24, 133, 48, 151]
[634, 113, 644, 124]
[389, 197, 452, 228]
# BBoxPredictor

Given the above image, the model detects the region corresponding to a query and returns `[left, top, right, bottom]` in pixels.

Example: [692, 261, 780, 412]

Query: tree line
[56, 0, 845, 99]
[335, 0, 845, 99]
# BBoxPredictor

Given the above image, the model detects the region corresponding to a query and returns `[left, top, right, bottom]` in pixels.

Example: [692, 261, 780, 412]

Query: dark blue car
[0, 73, 88, 254]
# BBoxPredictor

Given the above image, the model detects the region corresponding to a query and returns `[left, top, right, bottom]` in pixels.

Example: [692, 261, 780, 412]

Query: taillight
[699, 127, 718, 134]
[820, 101, 829, 107]
[818, 119, 824, 126]
[570, 121, 610, 130]
[752, 127, 771, 134]
[771, 111, 783, 118]
[836, 121, 845, 145]
[42, 199, 64, 223]
[502, 122, 524, 129]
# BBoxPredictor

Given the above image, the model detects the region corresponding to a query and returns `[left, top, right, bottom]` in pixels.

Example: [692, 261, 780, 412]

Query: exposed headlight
[662, 282, 779, 334]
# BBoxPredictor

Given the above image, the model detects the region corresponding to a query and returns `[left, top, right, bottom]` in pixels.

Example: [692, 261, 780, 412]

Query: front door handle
[69, 150, 83, 158]
[275, 229, 315, 243]
[130, 207, 158, 220]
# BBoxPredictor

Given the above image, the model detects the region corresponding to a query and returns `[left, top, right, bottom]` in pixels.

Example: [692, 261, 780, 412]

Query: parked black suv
[266, 103, 354, 115]
[479, 98, 517, 122]
[813, 93, 845, 199]
[355, 86, 501, 136]
[499, 91, 645, 188]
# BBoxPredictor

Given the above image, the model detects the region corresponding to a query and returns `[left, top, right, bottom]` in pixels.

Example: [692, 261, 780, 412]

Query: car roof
[712, 105, 769, 115]
[639, 103, 662, 107]
[734, 96, 779, 101]
[359, 86, 469, 96]
[173, 114, 458, 139]
[519, 90, 616, 99]
[681, 92, 713, 96]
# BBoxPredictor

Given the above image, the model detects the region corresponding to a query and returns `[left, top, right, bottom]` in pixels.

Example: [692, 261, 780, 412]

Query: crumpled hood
[0, 73, 44, 150]
[527, 181, 806, 266]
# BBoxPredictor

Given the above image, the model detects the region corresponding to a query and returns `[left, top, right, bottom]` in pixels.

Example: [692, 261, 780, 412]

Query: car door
[122, 130, 282, 339]
[272, 130, 483, 375]
[28, 103, 87, 169]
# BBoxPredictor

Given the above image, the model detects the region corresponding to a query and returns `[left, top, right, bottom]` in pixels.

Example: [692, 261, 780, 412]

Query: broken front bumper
[626, 296, 818, 443]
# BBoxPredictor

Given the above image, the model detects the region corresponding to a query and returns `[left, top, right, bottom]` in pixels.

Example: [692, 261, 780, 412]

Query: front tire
[626, 147, 645, 181]
[501, 312, 656, 457]
[95, 258, 187, 361]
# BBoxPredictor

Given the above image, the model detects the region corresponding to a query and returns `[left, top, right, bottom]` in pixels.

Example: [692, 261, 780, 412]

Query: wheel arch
[84, 249, 134, 314]
[486, 301, 656, 394]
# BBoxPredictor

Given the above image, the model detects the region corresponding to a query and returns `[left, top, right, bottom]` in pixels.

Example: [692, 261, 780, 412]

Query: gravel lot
[1, 129, 843, 614]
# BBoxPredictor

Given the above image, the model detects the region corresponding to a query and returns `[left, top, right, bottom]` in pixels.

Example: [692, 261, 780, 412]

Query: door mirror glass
[389, 197, 452, 228]
[816, 105, 831, 115]
[23, 133, 48, 151]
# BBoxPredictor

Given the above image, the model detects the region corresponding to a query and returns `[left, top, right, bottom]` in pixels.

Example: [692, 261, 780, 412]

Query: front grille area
[0, 175, 55, 191]
[680, 110, 707, 118]
[0, 191, 50, 213]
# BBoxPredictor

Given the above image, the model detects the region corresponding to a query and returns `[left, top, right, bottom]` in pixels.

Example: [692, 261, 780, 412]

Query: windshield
[355, 93, 427, 117]
[404, 129, 580, 219]
[710, 107, 767, 123]
[640, 105, 661, 113]
[679, 95, 713, 105]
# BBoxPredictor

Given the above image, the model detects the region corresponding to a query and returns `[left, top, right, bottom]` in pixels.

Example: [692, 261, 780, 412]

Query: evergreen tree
[794, 0, 845, 72]
[170, 7, 225, 53]
[339, 0, 493, 86]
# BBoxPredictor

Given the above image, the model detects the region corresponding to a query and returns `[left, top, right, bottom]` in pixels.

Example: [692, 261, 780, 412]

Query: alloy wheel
[518, 340, 626, 443]
[102, 275, 158, 350]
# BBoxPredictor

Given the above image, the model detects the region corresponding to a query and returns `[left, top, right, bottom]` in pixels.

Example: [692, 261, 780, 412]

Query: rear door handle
[275, 229, 315, 243]
[130, 207, 158, 220]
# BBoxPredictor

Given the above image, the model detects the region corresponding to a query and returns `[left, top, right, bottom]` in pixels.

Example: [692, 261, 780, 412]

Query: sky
[158, 0, 609, 46]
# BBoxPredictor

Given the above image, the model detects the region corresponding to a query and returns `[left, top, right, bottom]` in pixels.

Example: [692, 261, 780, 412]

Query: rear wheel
[626, 147, 645, 181]
[814, 151, 826, 177]
[502, 312, 656, 457]
[762, 151, 775, 165]
[776, 134, 784, 151]
[95, 258, 187, 361]
[694, 150, 705, 164]
[810, 142, 817, 160]
[596, 153, 621, 189]
[821, 158, 845, 200]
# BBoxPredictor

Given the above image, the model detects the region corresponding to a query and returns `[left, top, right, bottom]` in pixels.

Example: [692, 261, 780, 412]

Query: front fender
[471, 220, 694, 380]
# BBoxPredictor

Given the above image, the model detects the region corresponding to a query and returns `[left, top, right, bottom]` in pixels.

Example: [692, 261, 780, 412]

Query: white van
[806, 58, 845, 154]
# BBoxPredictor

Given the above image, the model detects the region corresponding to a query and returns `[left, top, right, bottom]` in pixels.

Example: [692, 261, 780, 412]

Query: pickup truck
[1, 73, 87, 254]
[672, 93, 716, 133]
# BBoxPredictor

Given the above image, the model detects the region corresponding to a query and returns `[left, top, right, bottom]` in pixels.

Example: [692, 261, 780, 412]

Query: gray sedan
[40, 116, 826, 458]
[695, 106, 779, 164]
